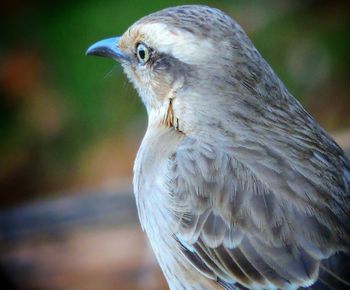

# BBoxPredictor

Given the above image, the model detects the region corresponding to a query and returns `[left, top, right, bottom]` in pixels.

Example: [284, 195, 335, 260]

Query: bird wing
[167, 136, 350, 289]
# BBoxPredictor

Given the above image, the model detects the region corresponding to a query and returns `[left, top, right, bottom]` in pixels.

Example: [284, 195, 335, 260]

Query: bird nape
[87, 5, 350, 290]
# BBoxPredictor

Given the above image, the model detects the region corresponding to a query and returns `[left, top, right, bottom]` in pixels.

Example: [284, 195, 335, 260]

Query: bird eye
[136, 43, 150, 64]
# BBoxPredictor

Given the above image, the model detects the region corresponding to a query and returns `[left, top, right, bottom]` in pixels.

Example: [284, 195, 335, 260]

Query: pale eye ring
[136, 43, 150, 64]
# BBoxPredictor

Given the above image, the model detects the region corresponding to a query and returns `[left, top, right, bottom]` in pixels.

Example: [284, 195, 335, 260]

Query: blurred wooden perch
[0, 188, 166, 290]
[0, 188, 138, 242]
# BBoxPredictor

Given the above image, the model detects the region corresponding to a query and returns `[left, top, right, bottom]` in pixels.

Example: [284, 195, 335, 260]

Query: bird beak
[86, 36, 128, 61]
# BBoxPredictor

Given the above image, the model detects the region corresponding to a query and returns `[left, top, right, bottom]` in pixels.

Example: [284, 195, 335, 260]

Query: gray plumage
[87, 5, 350, 290]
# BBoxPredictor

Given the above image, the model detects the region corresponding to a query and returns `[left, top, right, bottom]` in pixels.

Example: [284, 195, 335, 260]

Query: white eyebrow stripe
[136, 22, 216, 65]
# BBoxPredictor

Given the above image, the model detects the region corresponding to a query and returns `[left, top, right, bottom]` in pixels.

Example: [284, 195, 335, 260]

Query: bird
[86, 5, 350, 290]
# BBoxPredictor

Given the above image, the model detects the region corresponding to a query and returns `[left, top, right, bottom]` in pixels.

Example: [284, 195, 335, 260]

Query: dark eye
[136, 43, 150, 64]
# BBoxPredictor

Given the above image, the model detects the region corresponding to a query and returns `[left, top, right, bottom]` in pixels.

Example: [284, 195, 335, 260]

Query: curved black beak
[86, 36, 128, 61]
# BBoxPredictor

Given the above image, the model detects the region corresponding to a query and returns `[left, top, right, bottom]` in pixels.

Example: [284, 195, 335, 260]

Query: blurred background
[0, 0, 349, 289]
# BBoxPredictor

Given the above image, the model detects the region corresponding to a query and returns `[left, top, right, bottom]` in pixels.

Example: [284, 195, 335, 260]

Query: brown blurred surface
[1, 227, 166, 290]
[0, 189, 167, 290]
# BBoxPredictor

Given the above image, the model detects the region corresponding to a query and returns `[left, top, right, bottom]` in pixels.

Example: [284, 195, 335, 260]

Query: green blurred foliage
[0, 0, 349, 206]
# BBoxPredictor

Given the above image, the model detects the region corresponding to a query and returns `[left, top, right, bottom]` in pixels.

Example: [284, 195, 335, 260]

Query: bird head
[87, 5, 275, 135]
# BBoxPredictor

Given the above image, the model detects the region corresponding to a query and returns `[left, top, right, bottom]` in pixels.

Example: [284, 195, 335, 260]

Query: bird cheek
[151, 74, 174, 102]
[121, 65, 146, 98]
[129, 66, 156, 96]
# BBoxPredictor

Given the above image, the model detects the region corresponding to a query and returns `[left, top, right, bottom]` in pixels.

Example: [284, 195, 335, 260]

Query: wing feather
[167, 137, 350, 289]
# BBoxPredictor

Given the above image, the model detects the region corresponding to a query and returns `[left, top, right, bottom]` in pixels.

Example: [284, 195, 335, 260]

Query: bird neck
[147, 98, 182, 133]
